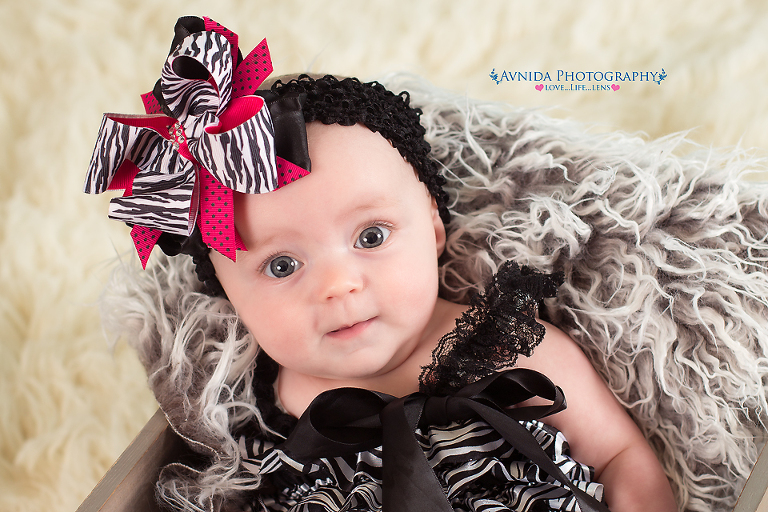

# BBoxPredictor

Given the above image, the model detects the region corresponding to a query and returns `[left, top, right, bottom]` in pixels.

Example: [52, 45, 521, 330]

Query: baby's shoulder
[516, 320, 591, 375]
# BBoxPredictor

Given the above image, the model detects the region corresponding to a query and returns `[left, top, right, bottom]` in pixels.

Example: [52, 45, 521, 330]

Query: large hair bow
[84, 17, 308, 267]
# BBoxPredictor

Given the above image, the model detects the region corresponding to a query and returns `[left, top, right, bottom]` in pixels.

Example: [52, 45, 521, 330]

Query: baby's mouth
[327, 318, 375, 338]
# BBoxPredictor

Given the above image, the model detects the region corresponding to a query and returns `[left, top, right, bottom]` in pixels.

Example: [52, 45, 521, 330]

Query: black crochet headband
[269, 74, 450, 225]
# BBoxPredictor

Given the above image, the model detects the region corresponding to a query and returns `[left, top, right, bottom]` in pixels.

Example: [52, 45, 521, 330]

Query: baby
[87, 16, 676, 512]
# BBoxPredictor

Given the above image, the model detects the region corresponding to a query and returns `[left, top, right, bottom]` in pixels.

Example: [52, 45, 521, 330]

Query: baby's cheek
[241, 308, 305, 357]
[388, 265, 439, 318]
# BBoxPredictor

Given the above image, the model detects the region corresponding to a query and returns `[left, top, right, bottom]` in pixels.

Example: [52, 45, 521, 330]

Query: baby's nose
[317, 255, 364, 300]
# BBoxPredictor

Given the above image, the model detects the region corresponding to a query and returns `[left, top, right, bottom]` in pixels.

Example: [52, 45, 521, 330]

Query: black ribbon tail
[381, 396, 454, 512]
[469, 402, 610, 512]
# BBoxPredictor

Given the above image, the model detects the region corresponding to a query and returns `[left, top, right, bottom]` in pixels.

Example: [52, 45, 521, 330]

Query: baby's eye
[355, 225, 391, 249]
[264, 255, 303, 278]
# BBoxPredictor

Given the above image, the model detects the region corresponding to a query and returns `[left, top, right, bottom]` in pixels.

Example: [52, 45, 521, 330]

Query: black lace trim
[419, 260, 564, 396]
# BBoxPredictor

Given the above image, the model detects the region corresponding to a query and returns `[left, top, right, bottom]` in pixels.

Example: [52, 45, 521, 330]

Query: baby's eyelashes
[355, 225, 392, 249]
[264, 255, 303, 278]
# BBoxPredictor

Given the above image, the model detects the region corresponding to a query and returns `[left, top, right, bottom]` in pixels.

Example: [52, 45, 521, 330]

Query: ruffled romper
[240, 261, 610, 512]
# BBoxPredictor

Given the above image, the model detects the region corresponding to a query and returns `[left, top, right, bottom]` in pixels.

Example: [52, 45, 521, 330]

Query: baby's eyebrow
[347, 198, 397, 214]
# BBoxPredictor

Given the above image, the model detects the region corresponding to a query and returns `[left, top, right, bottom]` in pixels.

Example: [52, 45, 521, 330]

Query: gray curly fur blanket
[101, 76, 768, 512]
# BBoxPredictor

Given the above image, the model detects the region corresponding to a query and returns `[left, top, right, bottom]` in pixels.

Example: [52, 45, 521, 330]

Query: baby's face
[210, 122, 446, 385]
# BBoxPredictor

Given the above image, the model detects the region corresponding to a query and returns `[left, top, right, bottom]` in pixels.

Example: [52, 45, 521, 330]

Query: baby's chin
[281, 352, 421, 397]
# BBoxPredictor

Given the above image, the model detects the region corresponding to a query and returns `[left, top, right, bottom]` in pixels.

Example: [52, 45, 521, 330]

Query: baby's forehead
[303, 122, 421, 183]
[289, 123, 418, 184]
[232, 124, 428, 235]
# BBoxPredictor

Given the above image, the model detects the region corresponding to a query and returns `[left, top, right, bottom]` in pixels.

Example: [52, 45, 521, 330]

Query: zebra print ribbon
[84, 17, 308, 267]
[280, 368, 611, 512]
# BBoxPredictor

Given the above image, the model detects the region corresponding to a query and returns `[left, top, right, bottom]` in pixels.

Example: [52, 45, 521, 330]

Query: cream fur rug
[2, 1, 768, 511]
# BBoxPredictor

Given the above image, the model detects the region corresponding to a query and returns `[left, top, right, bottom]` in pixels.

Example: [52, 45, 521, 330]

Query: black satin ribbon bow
[280, 368, 610, 512]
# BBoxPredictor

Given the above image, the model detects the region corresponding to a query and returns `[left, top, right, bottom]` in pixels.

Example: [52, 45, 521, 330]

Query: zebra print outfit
[245, 418, 603, 512]
[241, 262, 608, 512]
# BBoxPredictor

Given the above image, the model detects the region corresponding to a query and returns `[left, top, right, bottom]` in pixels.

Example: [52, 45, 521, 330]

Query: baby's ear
[431, 197, 446, 257]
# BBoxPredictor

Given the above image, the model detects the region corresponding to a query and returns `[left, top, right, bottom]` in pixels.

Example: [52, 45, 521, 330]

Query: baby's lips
[326, 317, 376, 337]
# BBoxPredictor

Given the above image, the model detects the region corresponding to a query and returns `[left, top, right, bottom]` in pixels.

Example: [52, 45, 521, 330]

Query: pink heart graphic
[535, 84, 544, 91]
[611, 84, 620, 91]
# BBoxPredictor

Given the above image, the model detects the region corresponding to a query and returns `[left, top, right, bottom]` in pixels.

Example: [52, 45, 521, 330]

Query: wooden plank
[734, 443, 768, 512]
[77, 409, 183, 512]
